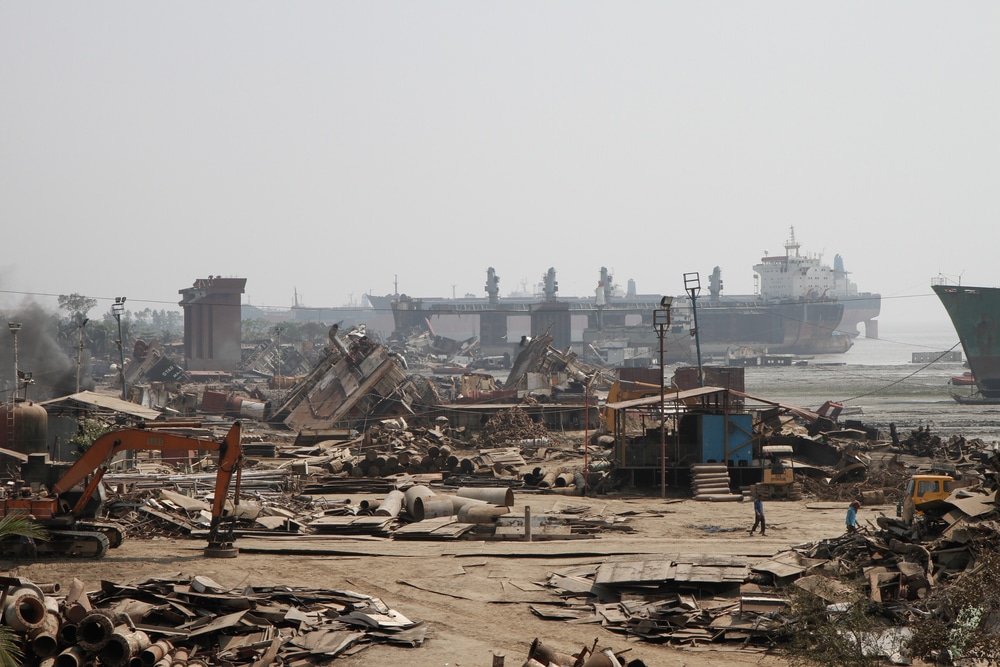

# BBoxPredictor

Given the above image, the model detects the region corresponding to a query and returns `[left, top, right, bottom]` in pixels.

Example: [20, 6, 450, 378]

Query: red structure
[179, 276, 247, 372]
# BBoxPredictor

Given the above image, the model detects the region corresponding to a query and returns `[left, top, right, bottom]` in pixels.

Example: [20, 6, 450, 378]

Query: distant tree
[242, 318, 274, 343]
[57, 293, 97, 319]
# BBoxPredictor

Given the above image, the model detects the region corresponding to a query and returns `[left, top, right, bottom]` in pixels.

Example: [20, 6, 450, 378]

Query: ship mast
[785, 226, 800, 257]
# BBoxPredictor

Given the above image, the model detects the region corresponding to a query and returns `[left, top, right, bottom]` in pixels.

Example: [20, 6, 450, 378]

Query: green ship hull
[933, 284, 1000, 399]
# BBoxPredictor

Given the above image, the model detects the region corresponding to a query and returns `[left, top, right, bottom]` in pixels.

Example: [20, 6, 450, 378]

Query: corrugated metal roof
[39, 391, 161, 420]
[604, 385, 729, 409]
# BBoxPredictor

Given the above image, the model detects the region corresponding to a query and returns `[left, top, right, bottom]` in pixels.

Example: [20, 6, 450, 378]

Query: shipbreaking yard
[4, 311, 1000, 667]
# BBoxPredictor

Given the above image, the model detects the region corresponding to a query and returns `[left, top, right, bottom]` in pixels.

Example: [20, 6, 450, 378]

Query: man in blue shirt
[749, 495, 766, 536]
[846, 500, 861, 533]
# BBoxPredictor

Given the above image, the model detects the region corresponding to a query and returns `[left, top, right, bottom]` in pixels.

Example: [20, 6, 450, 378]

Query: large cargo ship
[377, 233, 857, 358]
[672, 229, 853, 356]
[932, 283, 1000, 400]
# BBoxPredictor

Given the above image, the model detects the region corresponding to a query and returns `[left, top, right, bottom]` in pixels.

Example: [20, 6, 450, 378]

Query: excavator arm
[51, 422, 244, 557]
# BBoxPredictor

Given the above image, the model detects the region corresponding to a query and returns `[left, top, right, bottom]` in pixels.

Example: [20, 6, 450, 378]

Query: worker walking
[749, 495, 766, 536]
[846, 499, 861, 533]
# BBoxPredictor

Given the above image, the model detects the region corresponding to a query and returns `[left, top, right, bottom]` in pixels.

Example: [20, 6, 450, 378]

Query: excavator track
[0, 530, 109, 560]
[76, 521, 125, 549]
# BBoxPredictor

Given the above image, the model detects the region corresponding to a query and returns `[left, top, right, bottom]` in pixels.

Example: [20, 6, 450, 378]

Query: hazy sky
[2, 2, 997, 330]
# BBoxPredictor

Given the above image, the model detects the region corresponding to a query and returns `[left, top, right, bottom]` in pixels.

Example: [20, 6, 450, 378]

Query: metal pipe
[412, 496, 454, 521]
[29, 610, 61, 657]
[526, 638, 575, 666]
[375, 489, 404, 517]
[457, 505, 509, 524]
[78, 609, 116, 651]
[456, 486, 514, 506]
[170, 646, 190, 666]
[58, 622, 78, 646]
[3, 586, 46, 631]
[54, 645, 87, 667]
[140, 639, 173, 667]
[100, 627, 151, 667]
[403, 485, 434, 515]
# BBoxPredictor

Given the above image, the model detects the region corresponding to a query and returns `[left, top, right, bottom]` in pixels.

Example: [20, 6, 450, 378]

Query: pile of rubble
[530, 483, 1000, 662]
[480, 405, 551, 446]
[1, 573, 424, 666]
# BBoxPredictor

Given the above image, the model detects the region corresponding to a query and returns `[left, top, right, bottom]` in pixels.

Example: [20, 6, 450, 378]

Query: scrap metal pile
[1, 573, 424, 666]
[530, 483, 1000, 663]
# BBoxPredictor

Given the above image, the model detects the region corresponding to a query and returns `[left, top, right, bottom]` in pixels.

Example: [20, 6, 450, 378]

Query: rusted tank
[0, 399, 48, 455]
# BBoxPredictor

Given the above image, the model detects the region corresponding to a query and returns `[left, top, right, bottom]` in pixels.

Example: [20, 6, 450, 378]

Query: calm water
[730, 324, 1000, 443]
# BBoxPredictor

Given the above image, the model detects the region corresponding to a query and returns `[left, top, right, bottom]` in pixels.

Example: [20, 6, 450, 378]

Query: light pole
[76, 317, 89, 394]
[112, 297, 127, 401]
[274, 326, 283, 383]
[684, 272, 704, 387]
[8, 322, 21, 401]
[653, 296, 673, 498]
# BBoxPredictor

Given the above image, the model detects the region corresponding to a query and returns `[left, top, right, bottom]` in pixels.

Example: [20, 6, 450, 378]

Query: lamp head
[660, 296, 673, 308]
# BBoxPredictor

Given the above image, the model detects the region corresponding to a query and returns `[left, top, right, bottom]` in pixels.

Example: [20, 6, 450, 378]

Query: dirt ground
[3, 487, 882, 667]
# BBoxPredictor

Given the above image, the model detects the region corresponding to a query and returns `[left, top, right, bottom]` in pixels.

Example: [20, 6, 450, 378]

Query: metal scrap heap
[1, 573, 424, 666]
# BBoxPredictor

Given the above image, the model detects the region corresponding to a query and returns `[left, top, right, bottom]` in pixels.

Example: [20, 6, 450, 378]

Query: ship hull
[690, 297, 852, 356]
[932, 284, 1000, 399]
[836, 292, 882, 338]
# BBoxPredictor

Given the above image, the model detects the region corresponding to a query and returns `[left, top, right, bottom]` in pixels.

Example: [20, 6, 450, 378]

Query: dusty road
[5, 491, 884, 667]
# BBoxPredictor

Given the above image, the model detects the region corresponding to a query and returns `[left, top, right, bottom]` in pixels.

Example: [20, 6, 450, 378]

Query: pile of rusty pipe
[29, 607, 61, 658]
[139, 639, 172, 667]
[170, 646, 190, 666]
[54, 645, 88, 667]
[100, 626, 151, 667]
[554, 472, 575, 488]
[456, 486, 514, 506]
[77, 609, 116, 651]
[38, 658, 55, 667]
[537, 472, 557, 489]
[3, 586, 46, 631]
[375, 489, 404, 517]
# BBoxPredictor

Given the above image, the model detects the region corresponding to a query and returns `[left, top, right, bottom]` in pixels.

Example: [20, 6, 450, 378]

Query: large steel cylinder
[3, 586, 46, 631]
[100, 627, 151, 667]
[375, 489, 404, 518]
[403, 485, 434, 515]
[77, 609, 116, 651]
[449, 495, 488, 511]
[456, 486, 514, 506]
[412, 496, 454, 521]
[0, 399, 48, 453]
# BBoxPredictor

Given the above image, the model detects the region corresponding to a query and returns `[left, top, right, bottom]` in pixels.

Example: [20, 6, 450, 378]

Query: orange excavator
[0, 422, 244, 559]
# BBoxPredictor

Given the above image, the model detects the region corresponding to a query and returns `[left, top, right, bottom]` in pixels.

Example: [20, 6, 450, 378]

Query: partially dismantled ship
[933, 282, 1000, 402]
